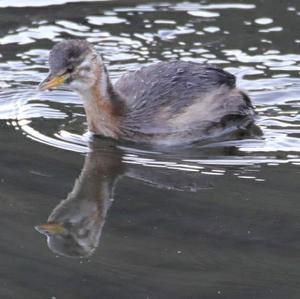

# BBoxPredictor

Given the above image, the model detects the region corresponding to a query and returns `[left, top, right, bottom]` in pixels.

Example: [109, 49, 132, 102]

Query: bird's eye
[82, 66, 91, 72]
[66, 66, 74, 73]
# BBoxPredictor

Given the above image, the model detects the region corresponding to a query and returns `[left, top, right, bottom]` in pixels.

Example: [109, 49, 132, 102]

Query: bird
[39, 39, 255, 146]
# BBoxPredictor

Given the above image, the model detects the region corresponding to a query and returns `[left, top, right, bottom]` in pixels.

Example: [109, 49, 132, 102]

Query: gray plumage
[49, 40, 92, 75]
[115, 61, 254, 144]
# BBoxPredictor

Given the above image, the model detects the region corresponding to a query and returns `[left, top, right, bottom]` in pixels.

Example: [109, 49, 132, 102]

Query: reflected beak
[39, 73, 68, 91]
[35, 222, 66, 235]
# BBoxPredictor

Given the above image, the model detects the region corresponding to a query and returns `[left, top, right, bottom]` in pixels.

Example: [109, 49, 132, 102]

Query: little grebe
[39, 40, 255, 145]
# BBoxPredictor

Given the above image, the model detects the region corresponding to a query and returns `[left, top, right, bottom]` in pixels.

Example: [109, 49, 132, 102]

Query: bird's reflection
[35, 137, 216, 258]
[36, 140, 124, 258]
[35, 128, 261, 258]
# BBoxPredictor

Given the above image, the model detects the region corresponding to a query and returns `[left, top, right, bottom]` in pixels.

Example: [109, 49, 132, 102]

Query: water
[0, 0, 299, 298]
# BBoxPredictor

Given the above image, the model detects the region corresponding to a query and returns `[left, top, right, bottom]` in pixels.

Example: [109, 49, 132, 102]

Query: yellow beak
[35, 222, 66, 235]
[39, 73, 68, 91]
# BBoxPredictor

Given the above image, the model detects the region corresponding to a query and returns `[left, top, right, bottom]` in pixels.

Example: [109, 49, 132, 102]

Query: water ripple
[0, 0, 101, 8]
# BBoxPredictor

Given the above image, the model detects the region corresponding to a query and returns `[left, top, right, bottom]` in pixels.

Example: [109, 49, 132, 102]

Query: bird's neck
[65, 149, 122, 215]
[77, 64, 124, 139]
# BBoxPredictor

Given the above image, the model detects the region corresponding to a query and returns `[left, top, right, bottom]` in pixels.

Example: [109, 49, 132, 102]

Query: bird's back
[114, 61, 254, 145]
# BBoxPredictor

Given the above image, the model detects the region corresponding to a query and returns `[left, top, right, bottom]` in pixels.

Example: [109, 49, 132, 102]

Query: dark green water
[0, 0, 299, 298]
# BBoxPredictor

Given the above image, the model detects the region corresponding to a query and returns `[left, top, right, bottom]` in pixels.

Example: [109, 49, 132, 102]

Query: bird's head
[39, 39, 101, 92]
[35, 221, 97, 258]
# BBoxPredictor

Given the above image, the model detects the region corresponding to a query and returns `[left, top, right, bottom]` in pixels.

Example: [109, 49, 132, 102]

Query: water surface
[0, 0, 299, 298]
